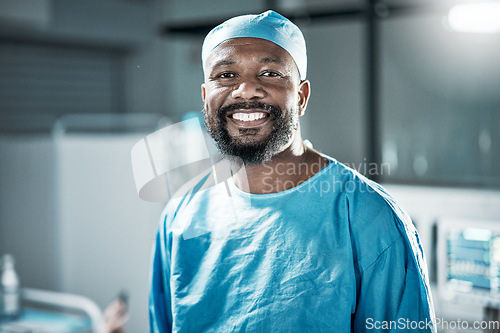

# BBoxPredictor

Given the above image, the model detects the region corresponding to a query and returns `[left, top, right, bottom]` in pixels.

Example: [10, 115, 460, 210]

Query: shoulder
[326, 159, 414, 271]
[321, 157, 399, 211]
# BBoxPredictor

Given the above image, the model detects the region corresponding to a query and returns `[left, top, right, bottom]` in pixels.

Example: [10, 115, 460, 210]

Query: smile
[226, 109, 272, 129]
[231, 112, 267, 122]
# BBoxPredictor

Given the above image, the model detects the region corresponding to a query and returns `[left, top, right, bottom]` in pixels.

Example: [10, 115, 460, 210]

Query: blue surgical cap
[202, 10, 307, 80]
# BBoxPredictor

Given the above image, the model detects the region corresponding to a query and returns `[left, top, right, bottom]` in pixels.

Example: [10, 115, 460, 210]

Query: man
[149, 10, 436, 332]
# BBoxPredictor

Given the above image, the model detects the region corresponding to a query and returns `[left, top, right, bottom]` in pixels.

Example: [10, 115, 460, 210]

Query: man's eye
[261, 71, 280, 77]
[218, 72, 235, 79]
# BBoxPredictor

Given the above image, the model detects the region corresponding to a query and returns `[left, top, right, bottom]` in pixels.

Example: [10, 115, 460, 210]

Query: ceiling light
[448, 2, 500, 33]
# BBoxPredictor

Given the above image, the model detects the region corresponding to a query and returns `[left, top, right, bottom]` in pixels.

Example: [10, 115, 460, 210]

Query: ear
[201, 83, 206, 102]
[297, 80, 311, 117]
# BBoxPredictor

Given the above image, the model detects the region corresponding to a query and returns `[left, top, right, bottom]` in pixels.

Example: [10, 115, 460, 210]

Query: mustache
[217, 102, 282, 119]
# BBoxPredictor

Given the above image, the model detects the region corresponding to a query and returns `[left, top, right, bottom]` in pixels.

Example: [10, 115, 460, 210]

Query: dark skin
[202, 37, 328, 194]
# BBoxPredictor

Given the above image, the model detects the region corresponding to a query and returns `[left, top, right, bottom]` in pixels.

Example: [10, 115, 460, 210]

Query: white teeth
[232, 112, 267, 122]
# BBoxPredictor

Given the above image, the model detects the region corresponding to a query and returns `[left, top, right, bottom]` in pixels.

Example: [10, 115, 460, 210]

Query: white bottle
[0, 254, 21, 320]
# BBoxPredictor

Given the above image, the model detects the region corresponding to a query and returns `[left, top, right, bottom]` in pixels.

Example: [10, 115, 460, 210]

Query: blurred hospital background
[1, 0, 500, 331]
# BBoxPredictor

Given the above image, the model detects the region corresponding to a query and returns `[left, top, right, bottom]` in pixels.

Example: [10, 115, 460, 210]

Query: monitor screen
[438, 217, 500, 307]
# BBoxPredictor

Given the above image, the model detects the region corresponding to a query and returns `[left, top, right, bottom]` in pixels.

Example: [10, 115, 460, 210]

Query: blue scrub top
[149, 156, 436, 332]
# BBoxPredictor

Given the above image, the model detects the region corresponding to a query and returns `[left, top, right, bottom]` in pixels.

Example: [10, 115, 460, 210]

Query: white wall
[55, 132, 163, 332]
[0, 135, 59, 290]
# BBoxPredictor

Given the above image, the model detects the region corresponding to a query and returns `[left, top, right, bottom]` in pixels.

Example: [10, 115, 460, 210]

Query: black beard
[204, 101, 298, 165]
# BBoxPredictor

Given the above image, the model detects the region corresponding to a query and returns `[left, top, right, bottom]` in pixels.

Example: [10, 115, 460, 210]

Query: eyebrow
[211, 57, 285, 69]
[212, 59, 235, 69]
[259, 57, 285, 65]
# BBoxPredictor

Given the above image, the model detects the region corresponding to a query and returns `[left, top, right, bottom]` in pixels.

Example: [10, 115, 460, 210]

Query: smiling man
[202, 35, 328, 194]
[149, 10, 436, 333]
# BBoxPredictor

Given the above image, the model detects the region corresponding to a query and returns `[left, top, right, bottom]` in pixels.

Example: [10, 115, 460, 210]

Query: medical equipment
[437, 217, 500, 332]
[438, 217, 500, 307]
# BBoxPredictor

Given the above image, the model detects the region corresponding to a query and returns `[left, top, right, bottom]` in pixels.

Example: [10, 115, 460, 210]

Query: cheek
[204, 86, 230, 109]
[279, 89, 300, 110]
[265, 80, 298, 103]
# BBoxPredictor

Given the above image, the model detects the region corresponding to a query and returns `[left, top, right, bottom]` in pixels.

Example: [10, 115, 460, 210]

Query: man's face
[202, 37, 310, 164]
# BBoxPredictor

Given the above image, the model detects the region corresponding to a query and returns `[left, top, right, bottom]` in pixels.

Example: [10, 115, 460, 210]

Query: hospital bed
[0, 288, 102, 333]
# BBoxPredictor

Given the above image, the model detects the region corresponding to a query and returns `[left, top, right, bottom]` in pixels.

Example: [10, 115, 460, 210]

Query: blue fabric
[149, 156, 436, 332]
[201, 10, 307, 80]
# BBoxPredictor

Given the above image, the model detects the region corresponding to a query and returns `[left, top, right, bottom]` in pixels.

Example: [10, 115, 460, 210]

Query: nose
[231, 78, 266, 100]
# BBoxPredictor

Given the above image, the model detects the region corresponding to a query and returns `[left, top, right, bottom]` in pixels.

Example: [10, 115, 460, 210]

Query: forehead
[205, 37, 296, 71]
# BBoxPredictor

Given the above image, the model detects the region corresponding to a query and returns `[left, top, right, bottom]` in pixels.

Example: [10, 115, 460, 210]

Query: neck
[232, 132, 329, 194]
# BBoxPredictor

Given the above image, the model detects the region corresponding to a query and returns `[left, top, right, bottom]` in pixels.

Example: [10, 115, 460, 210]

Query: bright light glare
[463, 228, 492, 242]
[448, 2, 500, 33]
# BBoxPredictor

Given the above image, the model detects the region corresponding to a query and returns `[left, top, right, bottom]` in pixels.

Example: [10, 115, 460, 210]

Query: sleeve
[149, 220, 173, 333]
[344, 176, 436, 333]
[352, 233, 435, 333]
